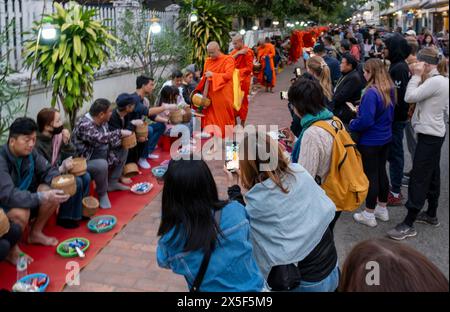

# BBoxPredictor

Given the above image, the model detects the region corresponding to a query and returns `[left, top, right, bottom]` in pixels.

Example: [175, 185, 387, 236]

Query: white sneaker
[353, 211, 377, 227]
[147, 154, 160, 160]
[374, 206, 389, 222]
[138, 158, 151, 169]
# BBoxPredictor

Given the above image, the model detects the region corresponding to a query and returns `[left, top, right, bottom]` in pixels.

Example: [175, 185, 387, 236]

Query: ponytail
[306, 56, 333, 101]
[319, 64, 333, 101]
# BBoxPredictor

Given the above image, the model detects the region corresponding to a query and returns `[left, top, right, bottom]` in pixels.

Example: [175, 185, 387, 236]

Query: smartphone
[346, 101, 357, 112]
[225, 141, 239, 172]
[295, 67, 302, 77]
[280, 91, 289, 100]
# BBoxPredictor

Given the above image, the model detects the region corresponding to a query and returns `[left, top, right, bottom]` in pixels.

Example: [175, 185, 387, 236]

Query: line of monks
[195, 27, 329, 139]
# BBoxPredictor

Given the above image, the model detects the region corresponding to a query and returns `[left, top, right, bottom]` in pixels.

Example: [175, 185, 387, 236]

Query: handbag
[190, 209, 222, 292]
[267, 263, 302, 291]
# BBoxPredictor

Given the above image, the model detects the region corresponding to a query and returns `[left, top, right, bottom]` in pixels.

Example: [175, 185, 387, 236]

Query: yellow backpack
[232, 69, 244, 111]
[313, 117, 369, 212]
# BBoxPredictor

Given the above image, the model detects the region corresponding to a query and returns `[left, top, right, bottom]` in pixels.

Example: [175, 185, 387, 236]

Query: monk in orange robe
[195, 41, 236, 139]
[257, 38, 277, 92]
[230, 34, 254, 126]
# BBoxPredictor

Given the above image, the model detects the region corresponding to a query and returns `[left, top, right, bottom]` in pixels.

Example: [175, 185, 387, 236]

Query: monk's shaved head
[207, 41, 221, 59]
[207, 41, 220, 50]
[232, 35, 244, 50]
[232, 34, 243, 43]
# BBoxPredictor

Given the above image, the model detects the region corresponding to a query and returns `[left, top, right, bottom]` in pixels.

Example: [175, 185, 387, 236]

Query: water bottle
[16, 252, 28, 281]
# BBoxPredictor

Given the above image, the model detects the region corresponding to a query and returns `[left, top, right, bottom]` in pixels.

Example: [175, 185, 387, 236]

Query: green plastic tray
[56, 237, 90, 258]
[87, 215, 117, 233]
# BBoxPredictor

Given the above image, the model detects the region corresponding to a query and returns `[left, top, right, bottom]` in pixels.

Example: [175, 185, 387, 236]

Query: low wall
[25, 69, 143, 121]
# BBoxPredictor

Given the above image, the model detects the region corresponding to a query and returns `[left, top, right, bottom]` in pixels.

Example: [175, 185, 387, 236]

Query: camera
[294, 67, 302, 77]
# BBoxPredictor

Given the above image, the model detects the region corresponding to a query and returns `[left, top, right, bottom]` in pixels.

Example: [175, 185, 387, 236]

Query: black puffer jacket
[384, 33, 412, 122]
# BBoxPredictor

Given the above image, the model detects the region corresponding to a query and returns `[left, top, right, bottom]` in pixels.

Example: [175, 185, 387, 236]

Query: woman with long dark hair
[35, 108, 91, 229]
[157, 158, 264, 292]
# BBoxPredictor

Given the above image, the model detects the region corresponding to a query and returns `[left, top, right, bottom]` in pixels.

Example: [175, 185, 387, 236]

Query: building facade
[379, 0, 449, 33]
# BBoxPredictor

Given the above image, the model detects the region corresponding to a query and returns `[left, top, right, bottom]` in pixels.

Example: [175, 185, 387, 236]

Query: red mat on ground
[0, 150, 171, 292]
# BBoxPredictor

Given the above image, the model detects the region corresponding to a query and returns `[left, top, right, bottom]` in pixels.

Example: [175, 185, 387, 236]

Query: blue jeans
[141, 122, 166, 158]
[292, 265, 340, 292]
[388, 121, 407, 194]
[58, 173, 91, 221]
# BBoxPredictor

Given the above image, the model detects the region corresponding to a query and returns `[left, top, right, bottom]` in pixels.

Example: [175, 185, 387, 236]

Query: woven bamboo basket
[122, 132, 137, 149]
[169, 110, 184, 125]
[0, 209, 10, 237]
[182, 107, 192, 123]
[191, 93, 211, 108]
[51, 174, 77, 196]
[82, 196, 99, 218]
[135, 122, 148, 140]
[123, 163, 139, 178]
[69, 157, 87, 177]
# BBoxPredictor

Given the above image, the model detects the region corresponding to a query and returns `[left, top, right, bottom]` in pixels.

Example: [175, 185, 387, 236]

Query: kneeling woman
[157, 158, 264, 292]
[226, 133, 339, 292]
[36, 108, 91, 228]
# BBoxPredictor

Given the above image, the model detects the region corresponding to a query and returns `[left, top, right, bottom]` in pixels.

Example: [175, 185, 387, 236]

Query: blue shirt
[323, 55, 341, 85]
[157, 201, 264, 292]
[349, 87, 394, 146]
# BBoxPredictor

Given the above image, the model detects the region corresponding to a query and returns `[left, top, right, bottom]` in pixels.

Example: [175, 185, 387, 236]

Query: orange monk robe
[257, 43, 277, 88]
[195, 53, 236, 138]
[294, 30, 303, 63]
[289, 30, 300, 63]
[230, 46, 254, 122]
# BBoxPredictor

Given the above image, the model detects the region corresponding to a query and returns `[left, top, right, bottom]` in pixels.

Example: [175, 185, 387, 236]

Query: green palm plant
[179, 0, 232, 68]
[23, 1, 119, 128]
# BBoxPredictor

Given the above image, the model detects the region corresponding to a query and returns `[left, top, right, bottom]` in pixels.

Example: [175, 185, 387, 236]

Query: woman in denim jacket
[157, 158, 264, 292]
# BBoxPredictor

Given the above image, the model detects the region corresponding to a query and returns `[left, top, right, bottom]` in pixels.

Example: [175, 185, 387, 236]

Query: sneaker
[416, 212, 440, 227]
[353, 211, 377, 227]
[147, 153, 160, 160]
[401, 176, 410, 187]
[387, 223, 417, 240]
[374, 206, 389, 222]
[387, 192, 404, 206]
[138, 158, 151, 169]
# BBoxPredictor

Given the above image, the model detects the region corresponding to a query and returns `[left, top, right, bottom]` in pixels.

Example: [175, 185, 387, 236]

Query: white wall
[26, 70, 141, 121]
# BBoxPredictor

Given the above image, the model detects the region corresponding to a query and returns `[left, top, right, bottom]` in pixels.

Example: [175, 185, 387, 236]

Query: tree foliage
[116, 7, 191, 96]
[23, 1, 118, 128]
[179, 0, 232, 67]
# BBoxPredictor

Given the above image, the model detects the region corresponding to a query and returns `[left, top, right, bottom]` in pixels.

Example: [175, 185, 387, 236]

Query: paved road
[65, 61, 448, 292]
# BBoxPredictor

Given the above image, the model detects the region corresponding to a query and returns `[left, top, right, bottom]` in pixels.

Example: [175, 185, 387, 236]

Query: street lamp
[239, 29, 246, 35]
[150, 19, 162, 34]
[295, 21, 299, 25]
[273, 21, 279, 26]
[25, 22, 58, 115]
[190, 13, 198, 22]
[252, 25, 258, 31]
[145, 16, 161, 67]
[41, 24, 57, 41]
